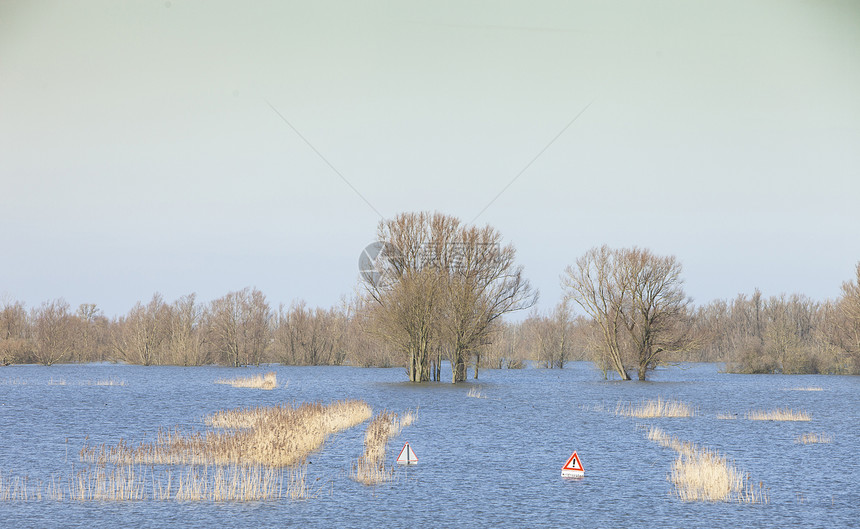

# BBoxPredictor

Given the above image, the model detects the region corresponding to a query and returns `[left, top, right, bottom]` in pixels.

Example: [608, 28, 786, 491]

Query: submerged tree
[364, 212, 535, 383]
[438, 223, 537, 382]
[562, 246, 690, 380]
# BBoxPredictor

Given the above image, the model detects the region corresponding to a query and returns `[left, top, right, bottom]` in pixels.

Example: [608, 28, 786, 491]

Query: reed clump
[670, 448, 767, 503]
[796, 432, 832, 444]
[0, 470, 41, 501]
[645, 426, 768, 504]
[351, 409, 417, 485]
[81, 400, 372, 467]
[215, 371, 278, 390]
[716, 412, 737, 420]
[616, 397, 695, 418]
[41, 464, 291, 502]
[788, 386, 823, 391]
[68, 464, 147, 501]
[173, 464, 286, 501]
[745, 408, 811, 421]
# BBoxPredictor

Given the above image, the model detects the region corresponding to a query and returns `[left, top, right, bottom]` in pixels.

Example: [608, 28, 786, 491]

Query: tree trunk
[452, 349, 467, 383]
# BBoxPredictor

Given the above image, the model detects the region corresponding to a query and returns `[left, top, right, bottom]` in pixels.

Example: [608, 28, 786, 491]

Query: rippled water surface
[1, 363, 857, 527]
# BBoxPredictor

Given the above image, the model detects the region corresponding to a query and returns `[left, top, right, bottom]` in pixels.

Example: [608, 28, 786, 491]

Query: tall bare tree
[364, 212, 447, 382]
[438, 224, 537, 382]
[562, 246, 690, 380]
[365, 212, 535, 383]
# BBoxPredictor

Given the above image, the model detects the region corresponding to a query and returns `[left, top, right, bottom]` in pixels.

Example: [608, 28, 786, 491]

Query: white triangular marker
[396, 442, 418, 465]
[561, 451, 584, 477]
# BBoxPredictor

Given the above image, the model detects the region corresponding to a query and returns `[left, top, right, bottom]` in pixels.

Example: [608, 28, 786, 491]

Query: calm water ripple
[0, 363, 857, 527]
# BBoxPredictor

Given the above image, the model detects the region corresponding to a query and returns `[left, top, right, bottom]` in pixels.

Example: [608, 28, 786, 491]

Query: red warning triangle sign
[396, 442, 418, 465]
[561, 451, 584, 477]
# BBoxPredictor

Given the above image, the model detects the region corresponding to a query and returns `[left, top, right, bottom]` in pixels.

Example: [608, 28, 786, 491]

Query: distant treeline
[2, 276, 858, 375]
[2, 212, 859, 377]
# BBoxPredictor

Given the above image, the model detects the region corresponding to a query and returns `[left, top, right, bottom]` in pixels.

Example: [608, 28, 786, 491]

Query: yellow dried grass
[616, 397, 694, 418]
[351, 409, 417, 485]
[15, 464, 296, 502]
[745, 408, 810, 421]
[80, 400, 372, 467]
[214, 371, 278, 390]
[645, 426, 768, 504]
[670, 449, 767, 503]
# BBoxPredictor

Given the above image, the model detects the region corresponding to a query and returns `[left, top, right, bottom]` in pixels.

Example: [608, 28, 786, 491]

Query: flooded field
[0, 363, 857, 527]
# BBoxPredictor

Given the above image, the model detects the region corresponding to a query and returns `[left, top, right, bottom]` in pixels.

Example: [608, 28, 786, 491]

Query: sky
[1, 0, 859, 318]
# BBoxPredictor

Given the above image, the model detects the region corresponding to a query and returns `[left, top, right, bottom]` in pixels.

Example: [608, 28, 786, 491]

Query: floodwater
[0, 362, 857, 528]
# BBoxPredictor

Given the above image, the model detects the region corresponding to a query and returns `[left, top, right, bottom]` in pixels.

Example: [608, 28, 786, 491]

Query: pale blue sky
[1, 1, 859, 317]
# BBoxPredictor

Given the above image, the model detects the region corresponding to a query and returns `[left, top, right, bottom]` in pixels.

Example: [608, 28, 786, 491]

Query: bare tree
[561, 246, 631, 379]
[364, 212, 448, 382]
[562, 246, 690, 380]
[481, 321, 528, 369]
[32, 299, 76, 365]
[343, 294, 399, 368]
[208, 287, 271, 366]
[525, 302, 574, 369]
[271, 301, 346, 365]
[113, 294, 169, 365]
[73, 303, 107, 363]
[167, 293, 209, 366]
[837, 263, 860, 357]
[438, 224, 537, 382]
[0, 297, 31, 364]
[364, 212, 535, 383]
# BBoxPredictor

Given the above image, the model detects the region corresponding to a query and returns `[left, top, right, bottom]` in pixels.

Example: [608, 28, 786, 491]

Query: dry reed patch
[0, 470, 42, 501]
[616, 397, 695, 418]
[68, 464, 147, 501]
[716, 412, 737, 420]
[351, 409, 417, 485]
[645, 426, 699, 457]
[796, 432, 832, 444]
[81, 400, 372, 467]
[172, 464, 286, 501]
[745, 408, 811, 421]
[47, 377, 66, 386]
[644, 427, 768, 504]
[788, 386, 823, 391]
[670, 448, 768, 503]
[52, 464, 291, 502]
[214, 372, 278, 390]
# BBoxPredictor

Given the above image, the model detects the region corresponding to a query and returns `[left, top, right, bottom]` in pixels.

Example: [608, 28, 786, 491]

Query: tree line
[2, 211, 859, 378]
